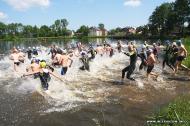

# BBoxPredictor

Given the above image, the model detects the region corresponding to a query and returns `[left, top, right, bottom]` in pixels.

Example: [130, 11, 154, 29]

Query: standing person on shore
[174, 40, 188, 74]
[121, 45, 137, 81]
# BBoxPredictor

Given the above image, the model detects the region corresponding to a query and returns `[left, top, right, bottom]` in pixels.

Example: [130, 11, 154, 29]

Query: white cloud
[3, 0, 50, 11]
[0, 11, 8, 21]
[124, 0, 141, 7]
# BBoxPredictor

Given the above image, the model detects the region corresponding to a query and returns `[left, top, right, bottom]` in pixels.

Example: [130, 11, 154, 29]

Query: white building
[88, 27, 108, 37]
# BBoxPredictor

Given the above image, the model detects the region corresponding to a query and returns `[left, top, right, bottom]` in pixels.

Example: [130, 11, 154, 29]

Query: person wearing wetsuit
[27, 47, 32, 60]
[152, 43, 160, 63]
[162, 42, 175, 71]
[88, 46, 96, 61]
[170, 42, 178, 67]
[23, 60, 62, 90]
[138, 45, 147, 70]
[117, 41, 122, 53]
[109, 44, 114, 57]
[49, 45, 57, 59]
[80, 51, 90, 71]
[122, 45, 137, 81]
[32, 47, 38, 56]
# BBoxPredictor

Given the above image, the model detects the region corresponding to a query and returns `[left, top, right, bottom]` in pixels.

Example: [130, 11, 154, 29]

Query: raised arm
[49, 71, 63, 81]
[68, 57, 73, 67]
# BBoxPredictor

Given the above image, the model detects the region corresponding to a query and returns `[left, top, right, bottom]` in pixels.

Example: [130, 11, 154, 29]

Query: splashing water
[0, 42, 178, 113]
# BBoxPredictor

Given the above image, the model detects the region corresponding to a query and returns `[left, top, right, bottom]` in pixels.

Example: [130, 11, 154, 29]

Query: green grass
[147, 95, 190, 126]
[182, 37, 190, 68]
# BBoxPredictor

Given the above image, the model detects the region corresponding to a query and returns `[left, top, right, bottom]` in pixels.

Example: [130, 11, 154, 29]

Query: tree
[98, 23, 105, 30]
[39, 25, 51, 37]
[61, 19, 69, 29]
[173, 0, 190, 35]
[149, 3, 173, 37]
[76, 25, 89, 37]
[0, 22, 6, 38]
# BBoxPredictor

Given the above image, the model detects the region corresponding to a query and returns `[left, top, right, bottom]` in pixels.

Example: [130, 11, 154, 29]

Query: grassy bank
[182, 37, 190, 68]
[147, 95, 190, 126]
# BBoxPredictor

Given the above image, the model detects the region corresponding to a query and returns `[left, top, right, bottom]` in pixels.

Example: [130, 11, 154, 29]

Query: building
[88, 27, 108, 37]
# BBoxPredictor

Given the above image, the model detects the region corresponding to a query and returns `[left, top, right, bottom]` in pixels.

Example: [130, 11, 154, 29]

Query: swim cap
[172, 42, 177, 46]
[62, 49, 67, 54]
[40, 61, 47, 68]
[81, 51, 87, 56]
[148, 49, 153, 53]
[142, 45, 146, 49]
[165, 40, 170, 45]
[177, 40, 182, 46]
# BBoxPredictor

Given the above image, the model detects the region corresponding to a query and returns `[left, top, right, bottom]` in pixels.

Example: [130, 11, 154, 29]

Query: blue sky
[0, 0, 175, 30]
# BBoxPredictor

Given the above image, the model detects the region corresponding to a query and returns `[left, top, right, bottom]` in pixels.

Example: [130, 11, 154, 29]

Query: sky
[0, 0, 175, 30]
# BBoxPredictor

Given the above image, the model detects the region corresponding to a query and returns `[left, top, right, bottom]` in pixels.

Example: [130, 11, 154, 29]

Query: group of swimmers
[8, 40, 188, 90]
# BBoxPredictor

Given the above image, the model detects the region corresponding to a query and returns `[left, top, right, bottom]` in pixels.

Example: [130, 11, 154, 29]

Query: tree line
[0, 0, 189, 40]
[110, 0, 190, 39]
[0, 17, 106, 40]
[0, 19, 72, 40]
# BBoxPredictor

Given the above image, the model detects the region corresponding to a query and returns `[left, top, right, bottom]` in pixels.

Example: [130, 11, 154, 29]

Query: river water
[0, 38, 190, 126]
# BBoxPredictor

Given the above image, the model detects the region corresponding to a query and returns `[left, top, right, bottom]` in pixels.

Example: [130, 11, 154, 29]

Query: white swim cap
[148, 49, 153, 53]
[142, 45, 146, 49]
[62, 49, 67, 54]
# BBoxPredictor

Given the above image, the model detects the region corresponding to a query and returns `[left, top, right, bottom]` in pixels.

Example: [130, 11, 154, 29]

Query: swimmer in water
[121, 45, 137, 82]
[79, 51, 90, 71]
[146, 49, 158, 80]
[9, 47, 24, 71]
[23, 60, 63, 90]
[59, 50, 73, 75]
[174, 40, 188, 74]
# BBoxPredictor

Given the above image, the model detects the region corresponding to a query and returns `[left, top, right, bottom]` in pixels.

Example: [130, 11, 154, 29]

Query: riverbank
[147, 95, 190, 126]
[148, 37, 190, 126]
[183, 37, 190, 68]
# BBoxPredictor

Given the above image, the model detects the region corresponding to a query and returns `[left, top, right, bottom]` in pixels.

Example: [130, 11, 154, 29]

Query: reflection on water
[0, 38, 190, 126]
[0, 38, 107, 54]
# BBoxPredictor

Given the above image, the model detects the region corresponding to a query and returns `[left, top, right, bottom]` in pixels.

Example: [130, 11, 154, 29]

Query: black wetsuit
[122, 52, 137, 80]
[117, 44, 122, 53]
[33, 49, 38, 56]
[110, 48, 114, 57]
[170, 47, 178, 67]
[27, 49, 32, 59]
[39, 71, 51, 90]
[153, 47, 159, 61]
[50, 48, 57, 59]
[138, 51, 147, 70]
[162, 46, 174, 70]
[80, 56, 90, 71]
[57, 48, 63, 54]
[88, 49, 96, 61]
